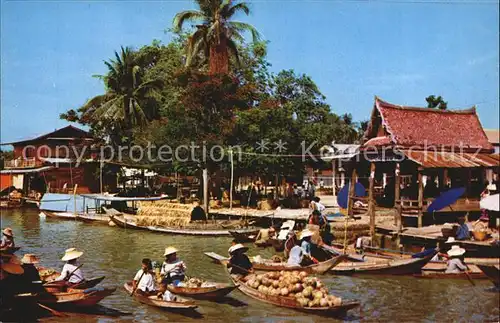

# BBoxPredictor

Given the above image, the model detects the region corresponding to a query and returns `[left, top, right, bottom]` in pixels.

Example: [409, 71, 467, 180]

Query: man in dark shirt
[227, 244, 253, 275]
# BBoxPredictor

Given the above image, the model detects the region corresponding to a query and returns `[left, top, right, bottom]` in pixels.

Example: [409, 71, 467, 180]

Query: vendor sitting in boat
[299, 229, 317, 265]
[160, 246, 186, 286]
[287, 236, 315, 267]
[473, 211, 490, 232]
[227, 244, 253, 275]
[445, 245, 468, 273]
[19, 254, 44, 293]
[133, 258, 156, 296]
[255, 227, 276, 246]
[54, 248, 85, 285]
[0, 228, 15, 249]
[455, 215, 470, 240]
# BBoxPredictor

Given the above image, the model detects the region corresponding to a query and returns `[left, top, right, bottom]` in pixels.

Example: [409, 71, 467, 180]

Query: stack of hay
[329, 221, 370, 244]
[136, 201, 193, 227]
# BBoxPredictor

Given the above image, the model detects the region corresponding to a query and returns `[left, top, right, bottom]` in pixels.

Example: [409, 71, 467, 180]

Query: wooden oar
[37, 303, 66, 317]
[464, 270, 476, 286]
[64, 264, 83, 282]
[130, 271, 145, 296]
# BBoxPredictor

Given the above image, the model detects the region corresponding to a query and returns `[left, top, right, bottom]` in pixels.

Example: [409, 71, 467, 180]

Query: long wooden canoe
[166, 282, 237, 299]
[40, 210, 109, 223]
[330, 252, 436, 275]
[204, 252, 344, 275]
[230, 274, 360, 316]
[39, 287, 116, 307]
[229, 230, 258, 243]
[110, 214, 256, 236]
[477, 264, 500, 287]
[43, 276, 106, 292]
[0, 246, 21, 254]
[124, 282, 197, 310]
[414, 271, 487, 280]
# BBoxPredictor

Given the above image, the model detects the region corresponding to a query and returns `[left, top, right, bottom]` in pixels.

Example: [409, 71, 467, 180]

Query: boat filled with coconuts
[230, 270, 360, 316]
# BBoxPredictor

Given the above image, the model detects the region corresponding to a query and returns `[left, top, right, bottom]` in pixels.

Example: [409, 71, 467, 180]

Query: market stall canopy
[337, 183, 366, 209]
[480, 194, 499, 212]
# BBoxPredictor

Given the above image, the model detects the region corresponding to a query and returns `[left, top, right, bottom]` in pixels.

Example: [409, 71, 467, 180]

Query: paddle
[37, 303, 67, 317]
[130, 270, 145, 296]
[464, 270, 476, 287]
[64, 263, 83, 282]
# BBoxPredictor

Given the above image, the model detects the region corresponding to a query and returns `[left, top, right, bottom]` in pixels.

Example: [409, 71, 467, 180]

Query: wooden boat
[124, 282, 197, 310]
[204, 252, 344, 275]
[110, 214, 256, 236]
[39, 287, 116, 307]
[43, 276, 106, 292]
[0, 246, 21, 254]
[229, 230, 258, 243]
[330, 252, 436, 275]
[230, 274, 360, 316]
[166, 282, 237, 299]
[39, 210, 108, 223]
[413, 271, 487, 280]
[477, 264, 500, 287]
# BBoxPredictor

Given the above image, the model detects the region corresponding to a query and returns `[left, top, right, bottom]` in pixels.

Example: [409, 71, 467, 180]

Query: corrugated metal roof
[403, 151, 500, 168]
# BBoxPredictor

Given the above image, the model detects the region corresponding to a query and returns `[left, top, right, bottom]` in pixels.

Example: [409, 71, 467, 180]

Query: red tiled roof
[363, 97, 493, 151]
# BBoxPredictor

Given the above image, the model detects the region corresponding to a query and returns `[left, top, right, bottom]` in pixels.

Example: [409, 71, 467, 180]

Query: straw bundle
[136, 201, 193, 227]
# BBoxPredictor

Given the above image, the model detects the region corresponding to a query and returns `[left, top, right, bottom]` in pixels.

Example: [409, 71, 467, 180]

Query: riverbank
[2, 208, 499, 322]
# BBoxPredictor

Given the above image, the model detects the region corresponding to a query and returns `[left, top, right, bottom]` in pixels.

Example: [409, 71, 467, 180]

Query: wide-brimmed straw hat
[163, 246, 178, 257]
[2, 228, 13, 237]
[228, 243, 248, 255]
[61, 248, 83, 261]
[300, 229, 314, 239]
[445, 237, 456, 244]
[447, 245, 466, 257]
[0, 255, 24, 275]
[21, 254, 40, 264]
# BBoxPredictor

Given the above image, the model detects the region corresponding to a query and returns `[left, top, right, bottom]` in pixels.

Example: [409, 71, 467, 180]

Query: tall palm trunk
[209, 37, 229, 74]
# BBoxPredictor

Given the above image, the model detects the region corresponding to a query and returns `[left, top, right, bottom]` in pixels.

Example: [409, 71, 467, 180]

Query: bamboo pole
[417, 168, 424, 228]
[394, 163, 402, 231]
[229, 149, 234, 211]
[99, 160, 103, 194]
[347, 168, 357, 217]
[368, 163, 376, 241]
[332, 159, 336, 197]
[203, 168, 209, 217]
[73, 184, 78, 216]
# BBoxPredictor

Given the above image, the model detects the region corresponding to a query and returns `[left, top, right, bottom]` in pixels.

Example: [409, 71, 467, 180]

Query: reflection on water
[2, 208, 499, 322]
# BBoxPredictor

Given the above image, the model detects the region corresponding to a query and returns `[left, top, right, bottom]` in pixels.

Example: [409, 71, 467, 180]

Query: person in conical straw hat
[160, 246, 186, 287]
[227, 243, 253, 275]
[54, 248, 85, 285]
[0, 227, 15, 249]
[445, 245, 468, 274]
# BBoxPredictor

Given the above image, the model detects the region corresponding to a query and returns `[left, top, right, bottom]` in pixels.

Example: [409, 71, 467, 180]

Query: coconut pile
[243, 270, 342, 308]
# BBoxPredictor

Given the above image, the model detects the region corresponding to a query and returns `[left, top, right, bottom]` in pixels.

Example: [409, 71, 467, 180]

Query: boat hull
[43, 276, 106, 292]
[124, 282, 197, 310]
[477, 264, 500, 287]
[229, 230, 258, 243]
[39, 287, 116, 307]
[110, 214, 256, 236]
[166, 283, 237, 299]
[331, 252, 436, 275]
[230, 275, 360, 316]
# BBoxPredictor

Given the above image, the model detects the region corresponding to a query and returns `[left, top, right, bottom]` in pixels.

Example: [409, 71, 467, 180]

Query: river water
[2, 208, 499, 322]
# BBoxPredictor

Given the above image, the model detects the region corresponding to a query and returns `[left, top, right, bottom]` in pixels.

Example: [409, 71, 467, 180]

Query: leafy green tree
[426, 95, 448, 110]
[173, 0, 260, 74]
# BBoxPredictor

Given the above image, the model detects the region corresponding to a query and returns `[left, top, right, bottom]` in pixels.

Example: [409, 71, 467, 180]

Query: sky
[1, 0, 499, 144]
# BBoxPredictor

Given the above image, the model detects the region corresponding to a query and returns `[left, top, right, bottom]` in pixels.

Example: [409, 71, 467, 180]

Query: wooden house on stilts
[347, 97, 500, 236]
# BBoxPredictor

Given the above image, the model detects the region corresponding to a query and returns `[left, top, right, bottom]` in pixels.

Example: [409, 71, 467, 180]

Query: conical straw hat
[61, 248, 83, 261]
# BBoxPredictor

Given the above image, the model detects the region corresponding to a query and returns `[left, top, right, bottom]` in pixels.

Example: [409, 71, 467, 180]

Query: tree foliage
[426, 95, 448, 110]
[173, 0, 260, 74]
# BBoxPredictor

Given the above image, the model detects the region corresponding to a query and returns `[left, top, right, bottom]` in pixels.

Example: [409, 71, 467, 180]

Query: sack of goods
[243, 270, 342, 308]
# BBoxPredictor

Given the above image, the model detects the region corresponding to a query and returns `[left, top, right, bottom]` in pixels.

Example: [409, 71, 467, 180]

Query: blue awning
[40, 193, 99, 212]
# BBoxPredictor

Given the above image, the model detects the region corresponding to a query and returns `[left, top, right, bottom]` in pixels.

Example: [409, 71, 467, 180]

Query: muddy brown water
[2, 208, 499, 322]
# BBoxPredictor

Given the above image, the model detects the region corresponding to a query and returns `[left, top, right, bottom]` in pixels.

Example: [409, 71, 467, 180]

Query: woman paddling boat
[54, 248, 85, 285]
[227, 244, 253, 275]
[0, 228, 15, 249]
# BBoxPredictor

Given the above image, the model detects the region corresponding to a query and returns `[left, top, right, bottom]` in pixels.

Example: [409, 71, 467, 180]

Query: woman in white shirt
[160, 247, 186, 287]
[54, 248, 85, 285]
[133, 258, 156, 295]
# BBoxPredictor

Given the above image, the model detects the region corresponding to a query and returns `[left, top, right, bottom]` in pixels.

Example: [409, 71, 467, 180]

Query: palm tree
[81, 46, 161, 131]
[173, 0, 260, 74]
